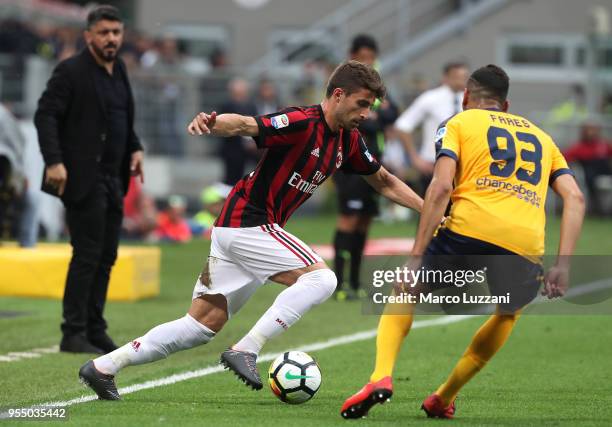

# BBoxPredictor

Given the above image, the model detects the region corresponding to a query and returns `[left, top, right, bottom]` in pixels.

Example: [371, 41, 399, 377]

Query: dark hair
[443, 61, 468, 75]
[467, 64, 510, 104]
[325, 60, 386, 99]
[350, 34, 378, 55]
[87, 5, 122, 28]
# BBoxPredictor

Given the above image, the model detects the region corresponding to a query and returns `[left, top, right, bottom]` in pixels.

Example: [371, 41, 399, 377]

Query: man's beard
[336, 113, 354, 130]
[343, 118, 360, 129]
[92, 43, 117, 62]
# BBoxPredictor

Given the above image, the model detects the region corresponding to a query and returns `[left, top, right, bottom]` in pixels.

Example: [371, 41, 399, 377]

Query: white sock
[234, 269, 337, 354]
[94, 314, 215, 375]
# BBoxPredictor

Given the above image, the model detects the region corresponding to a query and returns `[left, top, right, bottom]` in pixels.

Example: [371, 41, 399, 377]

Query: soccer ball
[268, 351, 321, 404]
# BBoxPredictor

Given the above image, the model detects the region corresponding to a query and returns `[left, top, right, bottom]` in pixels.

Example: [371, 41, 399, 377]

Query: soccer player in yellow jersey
[341, 64, 585, 419]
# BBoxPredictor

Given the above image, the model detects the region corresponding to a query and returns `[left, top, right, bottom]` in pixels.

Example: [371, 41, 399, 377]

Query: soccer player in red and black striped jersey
[81, 61, 423, 400]
[214, 99, 380, 228]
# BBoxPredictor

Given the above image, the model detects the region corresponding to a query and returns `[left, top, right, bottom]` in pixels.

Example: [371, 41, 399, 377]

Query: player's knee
[321, 269, 338, 295]
[494, 310, 520, 322]
[501, 312, 520, 323]
[305, 268, 337, 301]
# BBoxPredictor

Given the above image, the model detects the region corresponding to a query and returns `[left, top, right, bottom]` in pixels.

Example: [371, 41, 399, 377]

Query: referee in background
[332, 34, 399, 300]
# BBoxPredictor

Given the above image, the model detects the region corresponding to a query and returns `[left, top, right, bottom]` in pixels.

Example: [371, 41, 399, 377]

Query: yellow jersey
[435, 108, 573, 258]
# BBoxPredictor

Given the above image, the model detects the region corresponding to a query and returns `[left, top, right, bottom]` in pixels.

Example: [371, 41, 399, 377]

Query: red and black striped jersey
[215, 104, 381, 228]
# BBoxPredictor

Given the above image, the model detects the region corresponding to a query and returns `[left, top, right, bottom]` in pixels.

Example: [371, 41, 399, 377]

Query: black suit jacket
[34, 48, 143, 203]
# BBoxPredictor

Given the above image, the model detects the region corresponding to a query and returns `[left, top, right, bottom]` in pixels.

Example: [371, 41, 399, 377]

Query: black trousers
[61, 174, 123, 338]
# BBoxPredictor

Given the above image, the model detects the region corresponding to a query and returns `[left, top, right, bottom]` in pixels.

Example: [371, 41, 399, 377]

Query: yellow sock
[369, 302, 414, 383]
[436, 313, 519, 406]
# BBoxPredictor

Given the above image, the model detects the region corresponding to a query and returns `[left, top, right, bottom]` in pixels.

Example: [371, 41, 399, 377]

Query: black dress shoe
[60, 334, 105, 354]
[88, 333, 118, 353]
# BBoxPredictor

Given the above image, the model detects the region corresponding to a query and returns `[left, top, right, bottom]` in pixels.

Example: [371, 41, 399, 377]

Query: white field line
[0, 278, 607, 365]
[0, 345, 59, 362]
[1, 278, 610, 416]
[0, 315, 475, 415]
[2, 278, 606, 364]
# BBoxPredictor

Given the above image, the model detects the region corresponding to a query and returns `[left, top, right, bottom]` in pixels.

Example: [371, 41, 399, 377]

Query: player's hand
[187, 111, 217, 135]
[45, 163, 67, 196]
[130, 150, 145, 183]
[394, 256, 422, 295]
[541, 265, 569, 299]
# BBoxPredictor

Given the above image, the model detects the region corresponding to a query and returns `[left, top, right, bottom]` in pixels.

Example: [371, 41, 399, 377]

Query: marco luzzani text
[370, 267, 511, 305]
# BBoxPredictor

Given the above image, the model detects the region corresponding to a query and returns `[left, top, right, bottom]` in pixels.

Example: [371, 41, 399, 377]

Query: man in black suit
[34, 5, 144, 354]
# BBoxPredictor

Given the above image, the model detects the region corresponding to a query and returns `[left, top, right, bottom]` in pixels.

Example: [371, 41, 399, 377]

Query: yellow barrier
[0, 243, 160, 301]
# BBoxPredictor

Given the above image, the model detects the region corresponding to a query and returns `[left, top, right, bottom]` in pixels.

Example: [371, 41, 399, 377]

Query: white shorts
[192, 224, 323, 316]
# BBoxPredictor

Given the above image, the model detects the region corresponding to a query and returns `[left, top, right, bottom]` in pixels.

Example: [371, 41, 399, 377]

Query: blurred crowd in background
[0, 15, 230, 73]
[1, 1, 611, 248]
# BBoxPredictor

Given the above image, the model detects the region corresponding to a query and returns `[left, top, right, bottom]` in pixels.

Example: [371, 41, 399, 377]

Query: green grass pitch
[1, 216, 611, 426]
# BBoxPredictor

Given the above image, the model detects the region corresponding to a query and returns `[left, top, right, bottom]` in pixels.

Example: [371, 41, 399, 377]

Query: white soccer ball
[268, 351, 322, 404]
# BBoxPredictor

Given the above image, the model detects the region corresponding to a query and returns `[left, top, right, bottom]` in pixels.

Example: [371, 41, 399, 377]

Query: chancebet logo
[475, 176, 542, 207]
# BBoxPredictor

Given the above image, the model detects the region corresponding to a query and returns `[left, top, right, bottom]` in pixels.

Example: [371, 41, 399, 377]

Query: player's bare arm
[410, 156, 456, 256]
[362, 165, 423, 212]
[187, 111, 259, 137]
[543, 174, 585, 298]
